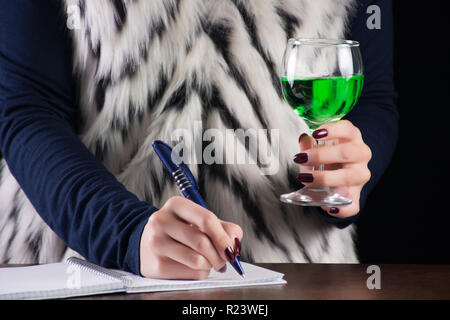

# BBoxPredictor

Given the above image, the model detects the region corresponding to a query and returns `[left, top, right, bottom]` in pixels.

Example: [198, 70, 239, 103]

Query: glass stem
[314, 139, 325, 172]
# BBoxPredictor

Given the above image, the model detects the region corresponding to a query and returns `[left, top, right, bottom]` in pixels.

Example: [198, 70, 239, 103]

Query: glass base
[280, 187, 352, 207]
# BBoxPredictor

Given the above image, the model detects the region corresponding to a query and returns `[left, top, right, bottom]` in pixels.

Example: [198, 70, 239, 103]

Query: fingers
[298, 134, 316, 171]
[147, 256, 211, 280]
[141, 196, 244, 279]
[221, 220, 244, 256]
[321, 186, 362, 218]
[163, 197, 235, 263]
[312, 120, 363, 142]
[221, 220, 243, 241]
[298, 164, 371, 188]
[295, 122, 370, 220]
[153, 232, 212, 271]
[140, 216, 212, 280]
[295, 142, 372, 166]
[299, 133, 316, 152]
[165, 217, 226, 271]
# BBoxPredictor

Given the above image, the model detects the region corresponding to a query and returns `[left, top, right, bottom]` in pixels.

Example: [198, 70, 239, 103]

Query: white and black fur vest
[0, 0, 359, 265]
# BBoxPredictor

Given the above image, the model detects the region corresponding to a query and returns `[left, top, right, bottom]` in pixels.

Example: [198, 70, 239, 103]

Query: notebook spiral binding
[66, 257, 132, 287]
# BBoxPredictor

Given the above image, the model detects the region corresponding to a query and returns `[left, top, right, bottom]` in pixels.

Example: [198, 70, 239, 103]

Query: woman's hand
[140, 196, 243, 280]
[296, 120, 372, 218]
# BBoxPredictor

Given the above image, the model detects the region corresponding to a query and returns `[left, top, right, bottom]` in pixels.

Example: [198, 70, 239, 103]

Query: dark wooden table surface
[3, 264, 450, 300]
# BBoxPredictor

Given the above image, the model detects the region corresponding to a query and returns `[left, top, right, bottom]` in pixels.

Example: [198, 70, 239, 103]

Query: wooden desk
[78, 264, 450, 300]
[2, 264, 450, 300]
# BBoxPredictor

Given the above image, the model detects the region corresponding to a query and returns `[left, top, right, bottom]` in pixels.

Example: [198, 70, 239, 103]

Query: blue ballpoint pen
[152, 140, 245, 278]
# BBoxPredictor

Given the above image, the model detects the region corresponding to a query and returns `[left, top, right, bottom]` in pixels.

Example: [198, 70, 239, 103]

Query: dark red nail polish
[225, 246, 236, 263]
[219, 265, 227, 273]
[234, 238, 241, 256]
[297, 173, 313, 183]
[329, 207, 340, 214]
[294, 153, 308, 164]
[313, 129, 328, 139]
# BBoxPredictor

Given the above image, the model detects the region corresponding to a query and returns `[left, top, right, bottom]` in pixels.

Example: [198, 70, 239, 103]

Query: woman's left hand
[296, 120, 372, 218]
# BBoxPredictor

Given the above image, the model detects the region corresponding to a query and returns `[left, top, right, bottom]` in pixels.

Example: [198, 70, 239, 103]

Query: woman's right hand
[139, 196, 243, 280]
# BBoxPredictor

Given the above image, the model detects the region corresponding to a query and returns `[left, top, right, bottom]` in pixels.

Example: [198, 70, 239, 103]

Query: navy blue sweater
[0, 0, 398, 275]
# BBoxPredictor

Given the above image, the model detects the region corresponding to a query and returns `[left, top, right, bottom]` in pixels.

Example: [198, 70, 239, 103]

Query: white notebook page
[0, 263, 124, 300]
[0, 259, 286, 299]
[118, 262, 286, 293]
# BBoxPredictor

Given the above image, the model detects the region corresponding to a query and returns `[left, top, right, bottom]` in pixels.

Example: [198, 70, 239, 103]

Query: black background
[356, 2, 449, 263]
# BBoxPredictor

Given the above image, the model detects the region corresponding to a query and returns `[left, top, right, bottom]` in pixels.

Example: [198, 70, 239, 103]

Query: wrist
[124, 206, 157, 276]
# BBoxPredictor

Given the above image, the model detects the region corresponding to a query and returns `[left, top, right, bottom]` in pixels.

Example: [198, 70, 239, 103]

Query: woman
[0, 0, 397, 279]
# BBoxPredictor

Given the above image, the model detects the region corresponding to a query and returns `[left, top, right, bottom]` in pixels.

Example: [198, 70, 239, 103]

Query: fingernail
[312, 129, 328, 139]
[329, 207, 340, 214]
[293, 153, 308, 164]
[297, 173, 313, 183]
[299, 133, 308, 143]
[219, 264, 227, 273]
[234, 238, 241, 256]
[225, 246, 236, 263]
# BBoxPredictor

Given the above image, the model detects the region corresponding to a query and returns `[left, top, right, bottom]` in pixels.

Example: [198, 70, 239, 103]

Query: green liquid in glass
[281, 75, 364, 130]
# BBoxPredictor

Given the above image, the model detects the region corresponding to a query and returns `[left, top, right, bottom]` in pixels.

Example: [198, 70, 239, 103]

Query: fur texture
[0, 0, 358, 264]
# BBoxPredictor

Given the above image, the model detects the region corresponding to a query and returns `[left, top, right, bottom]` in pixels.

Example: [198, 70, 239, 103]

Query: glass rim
[288, 38, 360, 47]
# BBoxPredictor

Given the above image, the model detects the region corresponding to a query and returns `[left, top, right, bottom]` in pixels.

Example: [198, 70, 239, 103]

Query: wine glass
[280, 38, 364, 206]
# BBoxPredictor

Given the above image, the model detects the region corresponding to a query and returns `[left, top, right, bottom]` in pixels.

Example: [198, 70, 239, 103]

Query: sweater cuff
[124, 206, 158, 276]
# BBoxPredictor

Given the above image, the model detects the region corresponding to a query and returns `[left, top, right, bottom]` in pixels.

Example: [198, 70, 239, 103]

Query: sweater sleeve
[314, 0, 399, 228]
[0, 0, 157, 275]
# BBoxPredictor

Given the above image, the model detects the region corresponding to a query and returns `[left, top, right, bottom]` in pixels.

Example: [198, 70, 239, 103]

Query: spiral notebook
[0, 257, 286, 300]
